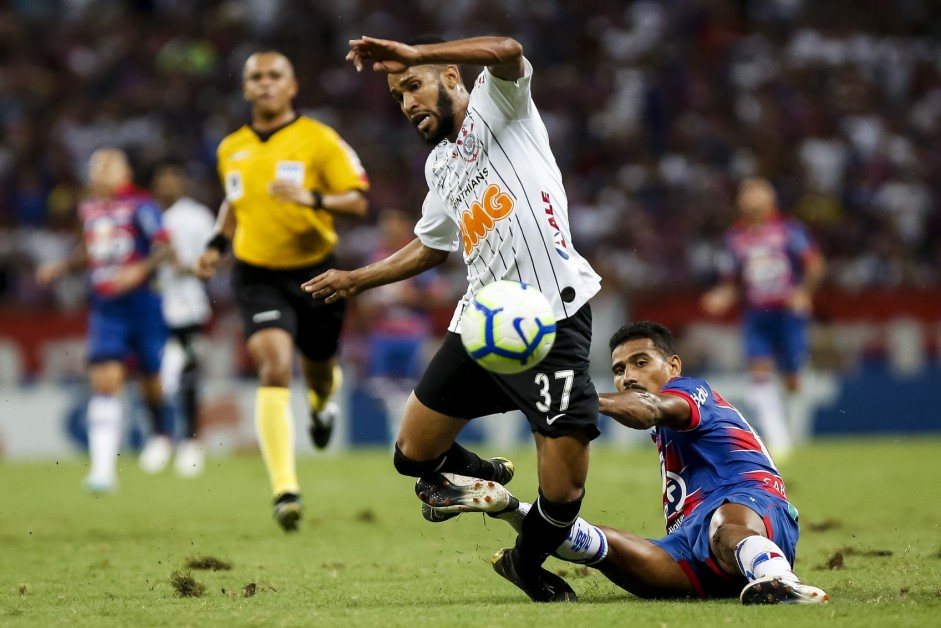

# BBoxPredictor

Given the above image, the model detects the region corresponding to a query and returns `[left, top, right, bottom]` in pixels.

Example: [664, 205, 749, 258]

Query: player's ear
[289, 78, 298, 100]
[668, 354, 682, 377]
[443, 65, 461, 89]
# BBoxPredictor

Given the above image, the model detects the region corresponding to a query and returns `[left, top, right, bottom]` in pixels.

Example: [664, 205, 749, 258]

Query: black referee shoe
[492, 547, 577, 603]
[273, 493, 303, 532]
[309, 402, 338, 450]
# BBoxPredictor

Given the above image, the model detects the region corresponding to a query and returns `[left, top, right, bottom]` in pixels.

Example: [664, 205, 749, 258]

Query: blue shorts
[649, 489, 799, 598]
[368, 334, 425, 380]
[743, 309, 808, 374]
[88, 291, 167, 374]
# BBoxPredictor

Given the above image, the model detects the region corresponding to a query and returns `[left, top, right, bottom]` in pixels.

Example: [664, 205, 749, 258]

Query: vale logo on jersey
[541, 191, 569, 260]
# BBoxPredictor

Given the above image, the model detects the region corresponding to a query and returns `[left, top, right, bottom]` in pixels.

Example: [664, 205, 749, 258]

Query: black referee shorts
[414, 303, 599, 440]
[232, 257, 346, 361]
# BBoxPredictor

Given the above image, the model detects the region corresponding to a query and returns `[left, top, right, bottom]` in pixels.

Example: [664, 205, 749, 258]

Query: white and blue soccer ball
[459, 280, 557, 374]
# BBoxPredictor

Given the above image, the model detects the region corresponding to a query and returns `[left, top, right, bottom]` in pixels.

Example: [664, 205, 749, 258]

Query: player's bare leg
[394, 392, 514, 520]
[85, 361, 125, 492]
[301, 356, 341, 449]
[711, 503, 828, 604]
[248, 327, 302, 530]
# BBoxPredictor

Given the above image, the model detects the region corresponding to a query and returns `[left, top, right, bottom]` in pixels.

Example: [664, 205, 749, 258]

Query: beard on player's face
[422, 82, 457, 144]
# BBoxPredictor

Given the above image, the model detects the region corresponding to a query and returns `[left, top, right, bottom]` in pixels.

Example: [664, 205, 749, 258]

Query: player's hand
[36, 260, 66, 287]
[268, 180, 315, 206]
[346, 36, 420, 74]
[195, 248, 221, 280]
[109, 262, 149, 295]
[788, 288, 813, 316]
[700, 286, 736, 316]
[301, 269, 362, 304]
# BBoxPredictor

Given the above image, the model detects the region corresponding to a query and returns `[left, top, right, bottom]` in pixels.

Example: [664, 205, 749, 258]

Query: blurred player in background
[701, 178, 826, 457]
[147, 162, 215, 477]
[357, 208, 449, 441]
[447, 321, 828, 604]
[196, 51, 369, 531]
[304, 35, 602, 602]
[36, 148, 174, 492]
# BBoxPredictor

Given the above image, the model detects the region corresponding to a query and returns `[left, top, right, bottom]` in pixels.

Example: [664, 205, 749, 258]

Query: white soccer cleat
[415, 472, 513, 515]
[740, 576, 829, 605]
[82, 475, 116, 494]
[139, 435, 173, 474]
[173, 439, 205, 478]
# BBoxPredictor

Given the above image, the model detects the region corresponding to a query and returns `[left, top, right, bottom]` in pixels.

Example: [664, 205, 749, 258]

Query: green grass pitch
[2, 437, 939, 627]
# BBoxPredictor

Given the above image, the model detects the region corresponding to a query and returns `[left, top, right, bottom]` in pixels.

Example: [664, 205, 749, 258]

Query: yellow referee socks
[255, 386, 299, 497]
[307, 365, 343, 412]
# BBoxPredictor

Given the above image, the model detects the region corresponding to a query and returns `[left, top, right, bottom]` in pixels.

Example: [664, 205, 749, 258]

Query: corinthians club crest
[455, 121, 480, 163]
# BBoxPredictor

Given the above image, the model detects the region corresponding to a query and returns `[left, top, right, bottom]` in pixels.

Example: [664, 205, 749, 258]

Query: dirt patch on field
[185, 556, 233, 571]
[170, 570, 206, 597]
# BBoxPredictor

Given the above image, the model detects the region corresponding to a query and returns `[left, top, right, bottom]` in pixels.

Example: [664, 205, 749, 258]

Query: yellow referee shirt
[217, 116, 369, 269]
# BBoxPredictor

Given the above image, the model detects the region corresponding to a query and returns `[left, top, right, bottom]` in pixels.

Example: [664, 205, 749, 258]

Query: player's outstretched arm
[36, 223, 88, 286]
[302, 237, 448, 304]
[599, 390, 691, 431]
[347, 35, 524, 81]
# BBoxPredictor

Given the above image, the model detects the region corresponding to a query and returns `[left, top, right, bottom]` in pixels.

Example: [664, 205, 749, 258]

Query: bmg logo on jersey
[460, 183, 514, 255]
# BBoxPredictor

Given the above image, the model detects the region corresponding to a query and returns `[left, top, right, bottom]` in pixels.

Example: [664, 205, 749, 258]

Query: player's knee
[392, 444, 444, 478]
[711, 522, 750, 555]
[256, 362, 292, 387]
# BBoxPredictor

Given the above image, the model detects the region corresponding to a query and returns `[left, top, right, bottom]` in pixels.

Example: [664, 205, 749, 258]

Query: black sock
[514, 489, 584, 574]
[180, 368, 199, 439]
[145, 399, 170, 437]
[437, 442, 495, 479]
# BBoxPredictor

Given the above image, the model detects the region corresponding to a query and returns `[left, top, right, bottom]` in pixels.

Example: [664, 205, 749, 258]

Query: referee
[196, 51, 369, 531]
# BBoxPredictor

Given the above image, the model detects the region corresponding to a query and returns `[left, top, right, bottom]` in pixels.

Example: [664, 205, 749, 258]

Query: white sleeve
[471, 57, 534, 121]
[414, 191, 460, 252]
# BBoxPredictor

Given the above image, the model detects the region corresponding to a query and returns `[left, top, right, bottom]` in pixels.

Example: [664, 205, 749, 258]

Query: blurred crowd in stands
[1, 0, 939, 314]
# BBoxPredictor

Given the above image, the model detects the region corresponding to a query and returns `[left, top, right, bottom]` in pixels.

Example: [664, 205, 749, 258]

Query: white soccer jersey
[159, 196, 215, 328]
[415, 58, 601, 332]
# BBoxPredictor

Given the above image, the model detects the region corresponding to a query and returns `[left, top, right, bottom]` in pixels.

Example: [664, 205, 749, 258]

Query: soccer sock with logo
[86, 395, 122, 485]
[437, 441, 498, 480]
[494, 500, 608, 565]
[514, 489, 584, 574]
[734, 536, 798, 582]
[307, 365, 343, 413]
[255, 386, 299, 497]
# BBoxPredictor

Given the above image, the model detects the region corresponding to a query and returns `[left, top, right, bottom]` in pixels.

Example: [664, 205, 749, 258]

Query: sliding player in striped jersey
[304, 35, 602, 602]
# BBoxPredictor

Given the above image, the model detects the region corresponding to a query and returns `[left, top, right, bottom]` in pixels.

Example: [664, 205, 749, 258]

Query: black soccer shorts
[232, 257, 346, 361]
[414, 303, 600, 439]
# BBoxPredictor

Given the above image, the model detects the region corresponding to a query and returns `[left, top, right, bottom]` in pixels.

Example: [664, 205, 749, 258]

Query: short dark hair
[608, 321, 677, 357]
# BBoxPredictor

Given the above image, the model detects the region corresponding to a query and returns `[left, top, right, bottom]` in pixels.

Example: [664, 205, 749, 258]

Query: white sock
[734, 536, 798, 582]
[494, 501, 609, 565]
[87, 395, 123, 484]
[748, 379, 792, 454]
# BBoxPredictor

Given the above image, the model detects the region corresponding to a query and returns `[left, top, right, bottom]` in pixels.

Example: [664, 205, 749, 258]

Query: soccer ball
[459, 280, 557, 374]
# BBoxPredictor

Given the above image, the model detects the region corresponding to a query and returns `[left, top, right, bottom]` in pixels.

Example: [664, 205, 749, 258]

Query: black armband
[207, 233, 230, 254]
[311, 190, 324, 210]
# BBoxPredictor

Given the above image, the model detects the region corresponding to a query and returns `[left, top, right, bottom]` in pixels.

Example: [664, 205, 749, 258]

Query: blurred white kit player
[145, 163, 216, 477]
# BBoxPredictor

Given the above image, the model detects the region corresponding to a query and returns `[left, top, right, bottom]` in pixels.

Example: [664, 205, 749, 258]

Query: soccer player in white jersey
[303, 35, 602, 602]
[146, 162, 215, 477]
